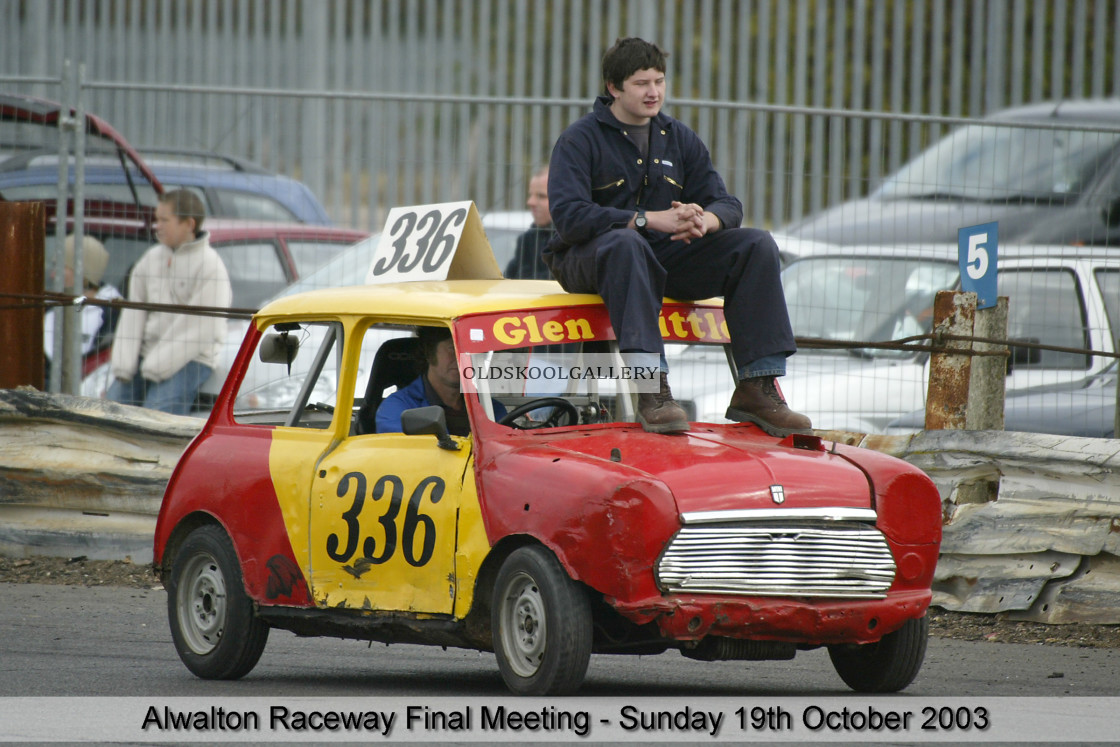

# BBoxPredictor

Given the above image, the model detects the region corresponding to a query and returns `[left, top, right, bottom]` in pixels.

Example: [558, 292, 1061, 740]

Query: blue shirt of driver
[376, 375, 506, 436]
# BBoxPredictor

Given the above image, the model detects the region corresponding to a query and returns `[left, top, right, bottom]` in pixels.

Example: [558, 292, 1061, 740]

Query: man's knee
[719, 227, 782, 272]
[595, 230, 659, 271]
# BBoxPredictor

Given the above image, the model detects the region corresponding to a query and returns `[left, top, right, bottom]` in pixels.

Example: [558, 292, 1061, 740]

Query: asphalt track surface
[3, 583, 1119, 744]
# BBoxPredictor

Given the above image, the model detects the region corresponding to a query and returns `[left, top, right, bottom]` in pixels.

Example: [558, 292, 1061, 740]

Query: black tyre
[491, 545, 592, 695]
[167, 525, 269, 679]
[828, 615, 929, 693]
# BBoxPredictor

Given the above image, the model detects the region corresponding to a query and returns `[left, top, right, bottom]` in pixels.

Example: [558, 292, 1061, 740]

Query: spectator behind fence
[503, 165, 556, 280]
[543, 37, 810, 436]
[107, 189, 232, 415]
[43, 234, 123, 372]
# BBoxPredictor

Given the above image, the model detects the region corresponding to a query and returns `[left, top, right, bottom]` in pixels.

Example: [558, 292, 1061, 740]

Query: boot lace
[756, 377, 787, 405]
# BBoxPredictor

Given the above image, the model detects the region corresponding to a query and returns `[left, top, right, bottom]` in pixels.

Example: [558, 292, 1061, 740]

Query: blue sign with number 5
[958, 222, 998, 309]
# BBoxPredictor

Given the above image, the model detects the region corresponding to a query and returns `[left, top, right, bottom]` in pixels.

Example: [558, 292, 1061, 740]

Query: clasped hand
[647, 201, 716, 243]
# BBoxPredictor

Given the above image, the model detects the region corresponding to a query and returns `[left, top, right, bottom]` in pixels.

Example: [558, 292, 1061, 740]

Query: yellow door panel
[307, 433, 486, 615]
[267, 427, 336, 578]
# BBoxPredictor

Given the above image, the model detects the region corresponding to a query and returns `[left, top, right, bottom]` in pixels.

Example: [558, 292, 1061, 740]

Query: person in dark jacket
[543, 37, 810, 436]
[504, 165, 556, 280]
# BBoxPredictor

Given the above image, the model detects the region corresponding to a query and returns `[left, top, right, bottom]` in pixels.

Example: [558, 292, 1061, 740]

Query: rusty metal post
[0, 201, 46, 389]
[966, 296, 1008, 431]
[925, 290, 976, 430]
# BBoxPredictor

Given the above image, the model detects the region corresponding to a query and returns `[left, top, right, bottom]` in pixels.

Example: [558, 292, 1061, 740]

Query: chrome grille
[657, 519, 896, 598]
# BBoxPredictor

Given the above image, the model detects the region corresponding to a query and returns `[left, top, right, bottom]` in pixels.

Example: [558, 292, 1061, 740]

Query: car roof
[60, 214, 367, 245]
[0, 144, 328, 224]
[481, 210, 533, 230]
[989, 98, 1120, 125]
[203, 219, 367, 241]
[258, 278, 722, 323]
[0, 93, 163, 192]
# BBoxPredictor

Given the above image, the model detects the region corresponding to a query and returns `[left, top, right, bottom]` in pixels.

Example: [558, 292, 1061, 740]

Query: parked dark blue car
[0, 148, 331, 225]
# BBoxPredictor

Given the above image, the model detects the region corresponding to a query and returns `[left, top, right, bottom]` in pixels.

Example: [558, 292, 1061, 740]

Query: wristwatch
[634, 209, 648, 232]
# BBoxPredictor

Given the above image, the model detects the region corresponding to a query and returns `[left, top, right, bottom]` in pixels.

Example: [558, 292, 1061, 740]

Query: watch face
[636, 214, 647, 228]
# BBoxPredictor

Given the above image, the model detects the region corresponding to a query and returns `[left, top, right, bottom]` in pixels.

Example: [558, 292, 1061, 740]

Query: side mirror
[401, 405, 461, 451]
[259, 332, 299, 365]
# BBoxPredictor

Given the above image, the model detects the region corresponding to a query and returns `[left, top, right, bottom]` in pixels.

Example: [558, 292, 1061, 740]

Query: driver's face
[430, 338, 461, 393]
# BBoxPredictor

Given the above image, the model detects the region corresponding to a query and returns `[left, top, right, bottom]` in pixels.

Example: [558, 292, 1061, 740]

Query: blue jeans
[107, 360, 212, 415]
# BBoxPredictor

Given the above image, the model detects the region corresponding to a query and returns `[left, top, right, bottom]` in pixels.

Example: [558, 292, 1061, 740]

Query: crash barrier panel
[1, 387, 1118, 623]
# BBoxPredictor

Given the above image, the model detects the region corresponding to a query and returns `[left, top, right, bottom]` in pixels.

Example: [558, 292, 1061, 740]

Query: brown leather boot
[637, 373, 689, 434]
[726, 377, 812, 437]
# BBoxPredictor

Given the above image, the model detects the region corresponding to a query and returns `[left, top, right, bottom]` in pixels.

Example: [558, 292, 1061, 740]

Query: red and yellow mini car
[154, 278, 942, 695]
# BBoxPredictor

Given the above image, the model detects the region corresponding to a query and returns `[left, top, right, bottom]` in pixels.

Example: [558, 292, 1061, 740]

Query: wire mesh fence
[1, 0, 1118, 433]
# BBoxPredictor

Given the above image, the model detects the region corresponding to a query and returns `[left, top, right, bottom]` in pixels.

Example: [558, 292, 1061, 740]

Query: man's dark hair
[416, 325, 452, 368]
[602, 37, 669, 93]
[158, 188, 206, 232]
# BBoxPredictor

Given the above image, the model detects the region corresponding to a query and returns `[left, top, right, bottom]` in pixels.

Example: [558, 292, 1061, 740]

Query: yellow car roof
[258, 279, 597, 324]
[256, 278, 722, 325]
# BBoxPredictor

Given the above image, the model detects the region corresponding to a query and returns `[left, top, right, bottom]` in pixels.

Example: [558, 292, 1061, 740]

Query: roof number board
[365, 201, 501, 284]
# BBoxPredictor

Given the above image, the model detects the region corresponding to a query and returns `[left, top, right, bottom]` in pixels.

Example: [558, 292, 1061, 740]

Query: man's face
[607, 67, 666, 125]
[154, 201, 196, 250]
[428, 338, 461, 394]
[526, 172, 551, 227]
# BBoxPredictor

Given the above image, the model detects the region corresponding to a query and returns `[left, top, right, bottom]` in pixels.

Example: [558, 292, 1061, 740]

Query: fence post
[926, 289, 1005, 506]
[0, 201, 46, 390]
[966, 296, 1009, 431]
[924, 290, 976, 430]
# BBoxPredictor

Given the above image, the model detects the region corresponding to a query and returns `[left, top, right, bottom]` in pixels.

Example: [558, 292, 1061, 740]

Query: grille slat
[657, 520, 895, 598]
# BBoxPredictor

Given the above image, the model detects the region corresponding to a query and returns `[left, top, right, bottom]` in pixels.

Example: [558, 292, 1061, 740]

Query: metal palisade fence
[3, 0, 1119, 228]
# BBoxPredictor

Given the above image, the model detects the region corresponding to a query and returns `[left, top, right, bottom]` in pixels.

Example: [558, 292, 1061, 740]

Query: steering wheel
[498, 397, 580, 429]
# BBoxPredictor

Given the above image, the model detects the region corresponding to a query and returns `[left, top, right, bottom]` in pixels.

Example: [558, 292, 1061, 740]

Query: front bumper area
[617, 588, 932, 645]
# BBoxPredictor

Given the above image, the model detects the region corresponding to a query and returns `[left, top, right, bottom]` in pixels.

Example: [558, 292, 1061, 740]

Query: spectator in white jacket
[107, 189, 231, 414]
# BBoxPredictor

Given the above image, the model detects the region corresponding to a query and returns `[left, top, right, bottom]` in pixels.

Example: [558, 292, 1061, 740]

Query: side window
[350, 326, 424, 436]
[999, 268, 1089, 369]
[213, 241, 289, 309]
[233, 321, 343, 428]
[1095, 269, 1120, 347]
[218, 189, 299, 223]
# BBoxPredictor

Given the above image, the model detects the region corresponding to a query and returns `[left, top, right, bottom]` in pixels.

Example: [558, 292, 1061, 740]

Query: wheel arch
[464, 534, 598, 645]
[156, 511, 228, 583]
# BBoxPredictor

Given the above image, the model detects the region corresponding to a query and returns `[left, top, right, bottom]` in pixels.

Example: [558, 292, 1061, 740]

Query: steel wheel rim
[176, 552, 227, 655]
[498, 570, 546, 678]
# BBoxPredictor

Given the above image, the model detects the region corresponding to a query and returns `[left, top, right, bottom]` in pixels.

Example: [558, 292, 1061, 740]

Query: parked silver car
[783, 99, 1120, 247]
[681, 243, 1120, 433]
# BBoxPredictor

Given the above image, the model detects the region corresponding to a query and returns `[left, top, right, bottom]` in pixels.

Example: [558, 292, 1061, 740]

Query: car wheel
[827, 615, 928, 693]
[491, 545, 592, 695]
[167, 525, 269, 679]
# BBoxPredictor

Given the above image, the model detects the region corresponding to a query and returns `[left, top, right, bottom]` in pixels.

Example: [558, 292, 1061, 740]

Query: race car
[153, 207, 941, 696]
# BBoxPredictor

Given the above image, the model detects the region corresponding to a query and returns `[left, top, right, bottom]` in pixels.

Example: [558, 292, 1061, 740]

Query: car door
[1001, 259, 1110, 392]
[306, 433, 474, 615]
[303, 326, 482, 616]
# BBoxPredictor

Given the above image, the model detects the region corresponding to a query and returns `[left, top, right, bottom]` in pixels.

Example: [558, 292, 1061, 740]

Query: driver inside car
[375, 326, 506, 435]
